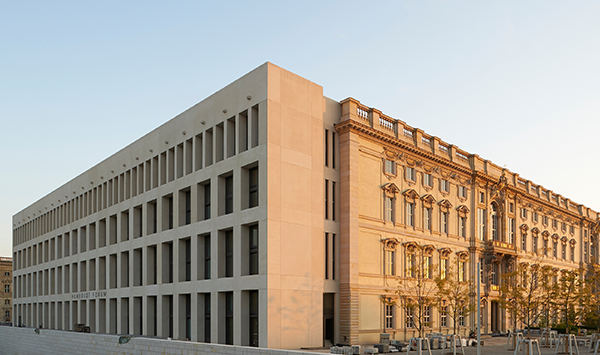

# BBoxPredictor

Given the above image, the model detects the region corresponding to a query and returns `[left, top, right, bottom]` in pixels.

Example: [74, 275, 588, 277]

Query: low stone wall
[0, 326, 324, 355]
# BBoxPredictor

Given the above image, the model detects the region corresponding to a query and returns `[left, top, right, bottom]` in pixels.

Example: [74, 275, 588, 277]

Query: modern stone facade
[11, 63, 600, 348]
[0, 257, 12, 324]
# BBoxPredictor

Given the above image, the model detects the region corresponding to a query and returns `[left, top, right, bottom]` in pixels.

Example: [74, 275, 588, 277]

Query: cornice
[334, 120, 473, 176]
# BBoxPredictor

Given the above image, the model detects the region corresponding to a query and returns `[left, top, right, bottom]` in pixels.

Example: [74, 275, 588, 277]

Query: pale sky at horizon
[1, 1, 600, 258]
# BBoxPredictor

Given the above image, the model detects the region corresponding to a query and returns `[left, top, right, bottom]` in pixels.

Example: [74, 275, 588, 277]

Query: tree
[500, 261, 555, 335]
[555, 269, 589, 334]
[583, 264, 600, 331]
[391, 242, 439, 338]
[436, 254, 474, 335]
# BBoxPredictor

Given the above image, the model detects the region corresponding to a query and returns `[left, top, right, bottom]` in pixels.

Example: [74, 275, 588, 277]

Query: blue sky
[1, 1, 600, 257]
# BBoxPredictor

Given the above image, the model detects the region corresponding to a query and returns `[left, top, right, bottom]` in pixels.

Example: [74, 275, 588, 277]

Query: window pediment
[403, 188, 419, 202]
[423, 244, 435, 256]
[541, 230, 550, 240]
[382, 237, 400, 251]
[456, 250, 469, 262]
[438, 247, 453, 259]
[551, 234, 559, 242]
[531, 227, 540, 235]
[520, 224, 529, 233]
[421, 194, 436, 208]
[570, 238, 577, 245]
[456, 205, 469, 217]
[403, 241, 419, 253]
[560, 236, 568, 244]
[382, 183, 400, 198]
[438, 199, 453, 213]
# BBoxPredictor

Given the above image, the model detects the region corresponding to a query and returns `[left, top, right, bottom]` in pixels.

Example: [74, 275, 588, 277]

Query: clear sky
[1, 1, 600, 258]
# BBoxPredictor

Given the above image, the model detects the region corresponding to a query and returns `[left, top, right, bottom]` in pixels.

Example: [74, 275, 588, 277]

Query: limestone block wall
[0, 326, 324, 355]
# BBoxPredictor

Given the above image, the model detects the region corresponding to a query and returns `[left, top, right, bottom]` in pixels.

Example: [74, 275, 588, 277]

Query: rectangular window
[405, 167, 414, 181]
[332, 132, 336, 169]
[423, 306, 430, 326]
[204, 183, 211, 220]
[225, 231, 233, 278]
[458, 186, 467, 198]
[385, 304, 394, 329]
[385, 197, 394, 222]
[325, 129, 329, 167]
[325, 180, 329, 220]
[423, 173, 432, 187]
[477, 208, 486, 240]
[440, 180, 449, 193]
[423, 208, 432, 231]
[441, 212, 448, 234]
[249, 290, 259, 347]
[458, 261, 465, 282]
[571, 245, 575, 262]
[509, 202, 514, 213]
[440, 258, 447, 280]
[331, 181, 336, 221]
[204, 294, 211, 342]
[147, 201, 157, 234]
[440, 306, 448, 327]
[424, 256, 432, 279]
[459, 216, 467, 238]
[508, 218, 515, 244]
[225, 176, 233, 214]
[385, 160, 396, 175]
[406, 308, 414, 328]
[203, 234, 211, 280]
[249, 167, 258, 208]
[553, 241, 558, 258]
[249, 225, 258, 275]
[405, 254, 413, 278]
[533, 237, 538, 253]
[406, 202, 414, 227]
[325, 233, 329, 280]
[225, 292, 233, 345]
[561, 243, 566, 260]
[522, 233, 527, 251]
[521, 208, 527, 219]
[385, 250, 395, 276]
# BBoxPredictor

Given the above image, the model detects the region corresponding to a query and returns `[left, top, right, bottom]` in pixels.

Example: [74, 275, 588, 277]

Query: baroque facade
[1, 257, 12, 324]
[11, 63, 600, 348]
[336, 98, 600, 343]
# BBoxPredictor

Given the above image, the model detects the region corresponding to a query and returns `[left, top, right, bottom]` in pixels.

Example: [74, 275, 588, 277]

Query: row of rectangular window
[14, 290, 258, 346]
[14, 167, 258, 270]
[13, 226, 259, 298]
[385, 200, 468, 238]
[385, 251, 467, 282]
[384, 305, 465, 330]
[385, 161, 467, 198]
[14, 105, 261, 246]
